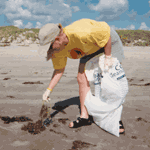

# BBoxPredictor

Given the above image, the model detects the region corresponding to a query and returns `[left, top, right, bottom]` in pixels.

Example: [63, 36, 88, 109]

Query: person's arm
[104, 36, 111, 56]
[48, 67, 65, 90]
[42, 68, 65, 101]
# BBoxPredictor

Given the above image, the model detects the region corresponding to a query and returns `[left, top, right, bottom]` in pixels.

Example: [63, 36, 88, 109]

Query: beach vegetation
[0, 26, 39, 43]
[116, 30, 150, 46]
[0, 26, 150, 46]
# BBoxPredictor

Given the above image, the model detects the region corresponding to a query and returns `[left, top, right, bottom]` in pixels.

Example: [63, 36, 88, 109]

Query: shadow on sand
[0, 96, 93, 135]
[1, 96, 81, 135]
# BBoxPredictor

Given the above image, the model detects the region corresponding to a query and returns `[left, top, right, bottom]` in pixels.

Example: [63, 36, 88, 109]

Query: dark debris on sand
[21, 104, 53, 135]
[69, 140, 96, 150]
[130, 83, 150, 86]
[7, 95, 15, 98]
[3, 78, 11, 80]
[39, 104, 50, 118]
[136, 117, 148, 123]
[22, 81, 43, 84]
[21, 119, 46, 134]
[21, 117, 52, 135]
[0, 116, 32, 124]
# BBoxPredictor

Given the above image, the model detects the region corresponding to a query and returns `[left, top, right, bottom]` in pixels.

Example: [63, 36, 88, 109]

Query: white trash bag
[84, 54, 128, 137]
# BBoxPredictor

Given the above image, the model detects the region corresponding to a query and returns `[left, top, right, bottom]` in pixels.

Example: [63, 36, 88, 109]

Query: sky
[0, 0, 150, 30]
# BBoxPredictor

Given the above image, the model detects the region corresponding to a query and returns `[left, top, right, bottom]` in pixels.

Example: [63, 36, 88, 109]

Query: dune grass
[0, 26, 150, 46]
[0, 26, 40, 42]
[116, 30, 150, 46]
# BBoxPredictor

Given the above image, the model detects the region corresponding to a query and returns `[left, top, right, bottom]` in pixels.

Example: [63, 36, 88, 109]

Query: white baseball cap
[38, 23, 61, 60]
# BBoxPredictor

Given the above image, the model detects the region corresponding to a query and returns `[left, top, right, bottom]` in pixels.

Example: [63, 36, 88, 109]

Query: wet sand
[0, 45, 150, 150]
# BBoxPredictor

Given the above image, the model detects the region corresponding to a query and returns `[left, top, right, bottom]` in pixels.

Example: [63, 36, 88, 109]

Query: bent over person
[38, 19, 125, 134]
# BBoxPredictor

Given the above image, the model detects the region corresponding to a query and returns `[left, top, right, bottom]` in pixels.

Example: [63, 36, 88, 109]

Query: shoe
[119, 120, 125, 134]
[69, 117, 92, 128]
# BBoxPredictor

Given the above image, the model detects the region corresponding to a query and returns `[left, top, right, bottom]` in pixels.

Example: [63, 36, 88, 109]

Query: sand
[0, 45, 150, 150]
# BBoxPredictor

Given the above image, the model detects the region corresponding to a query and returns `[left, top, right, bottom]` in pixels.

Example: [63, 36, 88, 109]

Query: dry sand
[0, 45, 150, 150]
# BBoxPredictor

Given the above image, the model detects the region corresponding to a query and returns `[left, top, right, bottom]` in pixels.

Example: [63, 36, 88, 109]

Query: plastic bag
[85, 54, 128, 137]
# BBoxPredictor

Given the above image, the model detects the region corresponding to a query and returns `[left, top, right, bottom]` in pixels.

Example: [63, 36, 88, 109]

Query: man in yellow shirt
[38, 19, 125, 134]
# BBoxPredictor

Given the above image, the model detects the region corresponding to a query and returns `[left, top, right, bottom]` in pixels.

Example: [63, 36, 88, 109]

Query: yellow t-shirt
[52, 19, 110, 69]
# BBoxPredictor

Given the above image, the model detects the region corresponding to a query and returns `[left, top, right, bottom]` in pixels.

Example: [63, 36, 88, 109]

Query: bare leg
[119, 124, 125, 133]
[69, 63, 90, 127]
[69, 63, 125, 133]
[77, 72, 90, 118]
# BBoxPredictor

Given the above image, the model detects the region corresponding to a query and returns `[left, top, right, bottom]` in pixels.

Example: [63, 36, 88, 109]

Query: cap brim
[38, 43, 53, 61]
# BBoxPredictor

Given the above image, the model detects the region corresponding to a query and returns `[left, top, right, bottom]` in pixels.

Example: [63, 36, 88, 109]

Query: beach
[0, 45, 150, 150]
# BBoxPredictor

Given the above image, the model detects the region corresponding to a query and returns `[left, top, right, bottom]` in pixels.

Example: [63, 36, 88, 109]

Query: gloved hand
[104, 54, 113, 72]
[42, 88, 52, 102]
